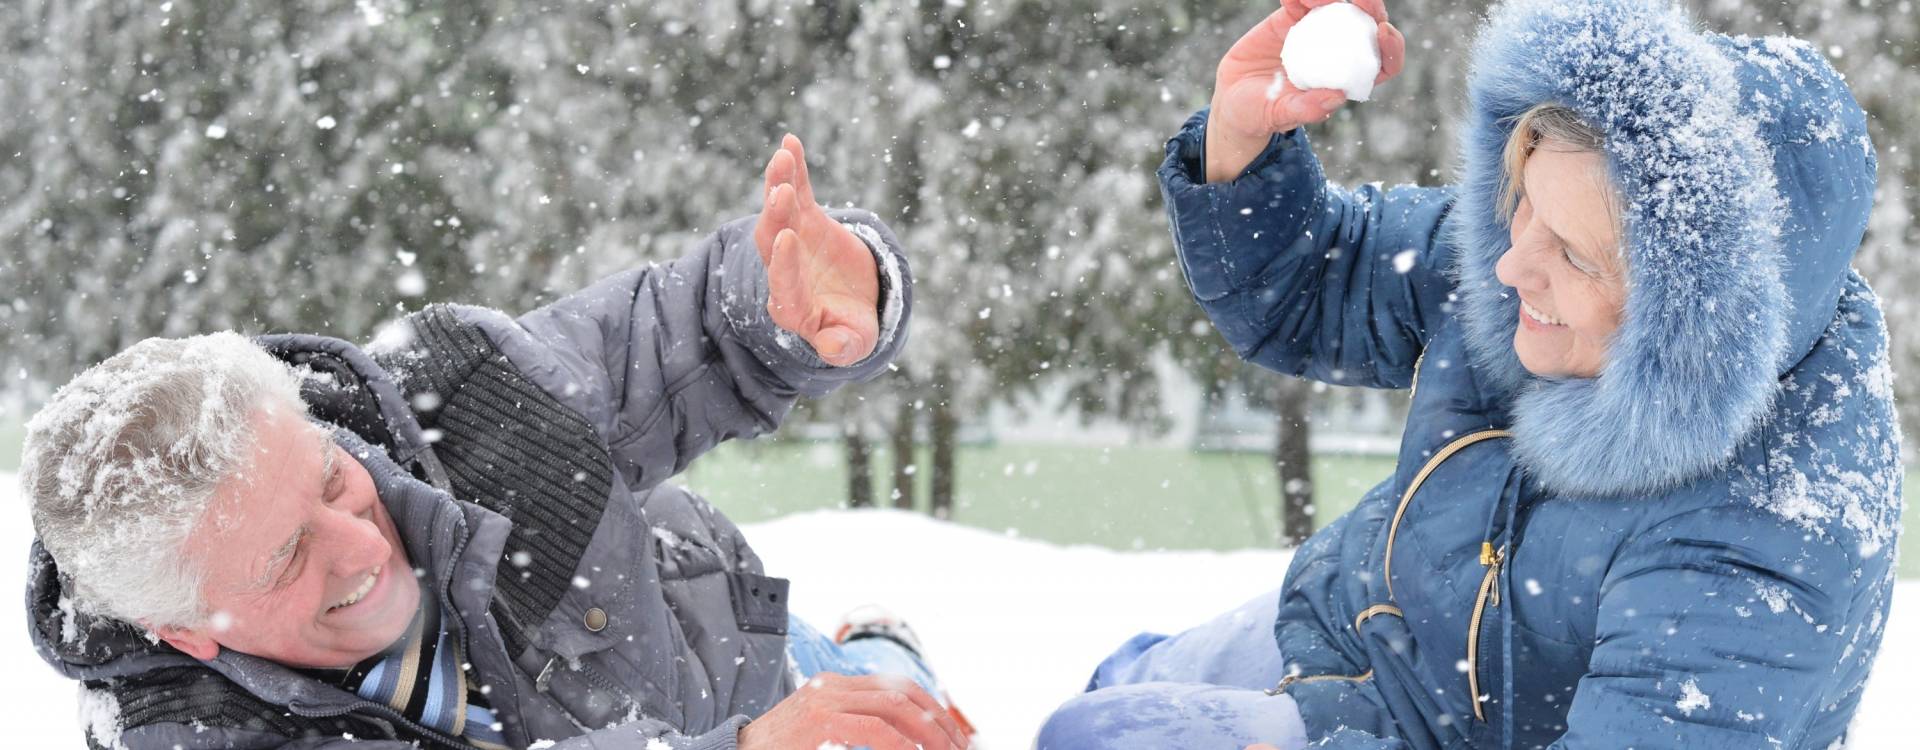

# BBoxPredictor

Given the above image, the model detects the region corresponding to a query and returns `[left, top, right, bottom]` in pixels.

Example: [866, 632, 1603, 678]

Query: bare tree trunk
[1273, 378, 1315, 547]
[845, 424, 874, 509]
[930, 371, 957, 520]
[891, 398, 917, 510]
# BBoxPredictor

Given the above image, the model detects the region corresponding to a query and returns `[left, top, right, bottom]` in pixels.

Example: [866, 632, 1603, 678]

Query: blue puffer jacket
[1159, 1, 1901, 748]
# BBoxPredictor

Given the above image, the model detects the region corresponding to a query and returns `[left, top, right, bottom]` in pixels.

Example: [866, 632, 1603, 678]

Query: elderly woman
[1039, 0, 1899, 748]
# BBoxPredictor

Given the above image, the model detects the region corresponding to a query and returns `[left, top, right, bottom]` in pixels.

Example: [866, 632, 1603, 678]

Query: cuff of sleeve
[841, 219, 906, 362]
[677, 715, 749, 750]
[1157, 108, 1327, 300]
[717, 212, 909, 398]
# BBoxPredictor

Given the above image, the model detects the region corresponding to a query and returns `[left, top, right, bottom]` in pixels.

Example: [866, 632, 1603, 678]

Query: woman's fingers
[1377, 21, 1406, 84]
[1223, 6, 1298, 66]
[1272, 87, 1347, 130]
[1349, 0, 1390, 23]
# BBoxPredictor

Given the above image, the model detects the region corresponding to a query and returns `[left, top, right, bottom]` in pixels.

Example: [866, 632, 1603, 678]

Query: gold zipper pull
[1480, 542, 1505, 607]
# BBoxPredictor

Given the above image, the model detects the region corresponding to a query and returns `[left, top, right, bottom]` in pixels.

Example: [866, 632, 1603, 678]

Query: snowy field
[4, 478, 1916, 746]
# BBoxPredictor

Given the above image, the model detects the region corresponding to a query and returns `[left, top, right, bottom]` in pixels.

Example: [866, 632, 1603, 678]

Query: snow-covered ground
[5, 483, 1916, 746]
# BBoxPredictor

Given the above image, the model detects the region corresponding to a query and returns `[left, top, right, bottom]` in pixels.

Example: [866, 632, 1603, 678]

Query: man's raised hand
[737, 673, 970, 750]
[752, 134, 882, 368]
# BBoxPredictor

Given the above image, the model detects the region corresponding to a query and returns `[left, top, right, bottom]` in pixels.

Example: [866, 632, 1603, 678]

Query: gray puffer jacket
[25, 211, 912, 750]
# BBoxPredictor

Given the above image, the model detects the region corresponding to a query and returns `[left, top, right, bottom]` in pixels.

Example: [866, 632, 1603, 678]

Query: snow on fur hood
[1450, 0, 1878, 497]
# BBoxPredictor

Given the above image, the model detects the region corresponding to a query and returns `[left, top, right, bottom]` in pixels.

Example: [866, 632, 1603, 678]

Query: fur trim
[1450, 0, 1788, 497]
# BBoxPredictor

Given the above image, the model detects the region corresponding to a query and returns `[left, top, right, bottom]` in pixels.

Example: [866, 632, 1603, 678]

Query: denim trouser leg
[1038, 588, 1309, 750]
[1088, 588, 1290, 691]
[783, 615, 943, 699]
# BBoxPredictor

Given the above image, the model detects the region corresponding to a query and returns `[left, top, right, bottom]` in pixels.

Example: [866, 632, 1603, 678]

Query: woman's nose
[1494, 244, 1538, 292]
[1496, 225, 1550, 292]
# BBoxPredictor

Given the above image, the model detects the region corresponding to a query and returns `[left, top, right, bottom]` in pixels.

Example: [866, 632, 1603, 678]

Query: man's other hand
[752, 134, 882, 367]
[738, 672, 970, 750]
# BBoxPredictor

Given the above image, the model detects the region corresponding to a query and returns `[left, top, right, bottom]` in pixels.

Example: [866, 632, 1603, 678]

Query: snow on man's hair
[21, 332, 307, 629]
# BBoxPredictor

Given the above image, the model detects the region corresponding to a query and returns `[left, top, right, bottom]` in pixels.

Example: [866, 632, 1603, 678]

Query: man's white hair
[22, 332, 306, 629]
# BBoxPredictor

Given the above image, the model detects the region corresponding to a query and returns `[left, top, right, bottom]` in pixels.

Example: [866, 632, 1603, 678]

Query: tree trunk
[845, 425, 874, 509]
[891, 398, 918, 510]
[930, 371, 957, 520]
[1273, 378, 1315, 547]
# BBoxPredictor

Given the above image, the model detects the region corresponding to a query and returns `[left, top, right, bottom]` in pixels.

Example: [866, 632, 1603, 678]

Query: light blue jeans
[784, 616, 943, 699]
[1036, 589, 1310, 750]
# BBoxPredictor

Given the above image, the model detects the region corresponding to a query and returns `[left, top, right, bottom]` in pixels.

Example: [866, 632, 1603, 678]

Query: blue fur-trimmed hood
[1450, 0, 1877, 497]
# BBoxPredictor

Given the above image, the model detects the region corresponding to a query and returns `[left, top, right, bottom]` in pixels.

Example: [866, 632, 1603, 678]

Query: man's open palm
[752, 134, 881, 367]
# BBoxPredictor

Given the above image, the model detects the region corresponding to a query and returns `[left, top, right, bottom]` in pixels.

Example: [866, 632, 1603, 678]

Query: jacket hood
[26, 332, 461, 682]
[1450, 0, 1877, 497]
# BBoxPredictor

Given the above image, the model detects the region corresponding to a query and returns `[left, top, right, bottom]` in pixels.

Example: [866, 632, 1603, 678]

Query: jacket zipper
[291, 700, 473, 749]
[1383, 429, 1512, 600]
[1467, 541, 1504, 723]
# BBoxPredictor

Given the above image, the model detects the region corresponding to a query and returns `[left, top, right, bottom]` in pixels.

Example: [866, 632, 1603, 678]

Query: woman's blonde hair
[1497, 104, 1612, 222]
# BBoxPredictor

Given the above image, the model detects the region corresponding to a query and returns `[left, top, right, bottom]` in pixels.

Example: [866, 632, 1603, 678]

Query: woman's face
[1494, 145, 1628, 379]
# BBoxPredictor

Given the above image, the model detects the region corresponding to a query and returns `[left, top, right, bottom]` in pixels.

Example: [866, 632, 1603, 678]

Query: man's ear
[147, 622, 220, 661]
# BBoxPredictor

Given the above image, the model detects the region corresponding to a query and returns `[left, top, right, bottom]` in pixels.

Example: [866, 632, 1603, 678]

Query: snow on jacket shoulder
[28, 211, 913, 750]
[1161, 1, 1897, 748]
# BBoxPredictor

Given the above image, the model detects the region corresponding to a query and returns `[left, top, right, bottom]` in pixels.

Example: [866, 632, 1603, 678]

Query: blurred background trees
[2, 0, 1914, 549]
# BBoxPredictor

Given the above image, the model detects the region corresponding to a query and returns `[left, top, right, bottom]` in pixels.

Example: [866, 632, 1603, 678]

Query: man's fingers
[812, 328, 860, 366]
[835, 676, 966, 748]
[767, 228, 805, 327]
[812, 298, 880, 366]
[754, 183, 796, 267]
[877, 682, 968, 749]
[781, 133, 818, 207]
[821, 715, 918, 750]
[819, 675, 967, 749]
[755, 150, 799, 262]
[840, 690, 960, 750]
[764, 147, 795, 196]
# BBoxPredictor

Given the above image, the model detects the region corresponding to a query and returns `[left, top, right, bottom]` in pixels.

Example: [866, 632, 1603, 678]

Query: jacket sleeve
[112, 724, 420, 749]
[502, 210, 911, 490]
[1160, 108, 1455, 389]
[1548, 503, 1865, 749]
[115, 721, 746, 750]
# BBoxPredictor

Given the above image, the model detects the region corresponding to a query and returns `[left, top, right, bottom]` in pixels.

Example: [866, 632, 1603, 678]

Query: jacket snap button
[584, 607, 608, 632]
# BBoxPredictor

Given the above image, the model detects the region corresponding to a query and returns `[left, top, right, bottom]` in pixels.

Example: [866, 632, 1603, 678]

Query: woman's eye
[1561, 247, 1595, 274]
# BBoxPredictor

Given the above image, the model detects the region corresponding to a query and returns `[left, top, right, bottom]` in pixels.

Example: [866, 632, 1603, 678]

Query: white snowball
[1280, 3, 1382, 103]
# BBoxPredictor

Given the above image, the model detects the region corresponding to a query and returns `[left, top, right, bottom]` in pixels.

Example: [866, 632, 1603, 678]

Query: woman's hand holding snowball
[1206, 0, 1405, 183]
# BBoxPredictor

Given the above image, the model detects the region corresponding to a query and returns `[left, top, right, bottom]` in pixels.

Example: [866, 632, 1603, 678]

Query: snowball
[1280, 3, 1382, 102]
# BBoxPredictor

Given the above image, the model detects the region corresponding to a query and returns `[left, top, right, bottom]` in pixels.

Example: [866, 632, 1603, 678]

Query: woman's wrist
[1203, 106, 1287, 184]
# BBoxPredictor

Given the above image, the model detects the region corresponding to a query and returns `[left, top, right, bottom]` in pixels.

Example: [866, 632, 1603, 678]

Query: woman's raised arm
[1164, 0, 1444, 390]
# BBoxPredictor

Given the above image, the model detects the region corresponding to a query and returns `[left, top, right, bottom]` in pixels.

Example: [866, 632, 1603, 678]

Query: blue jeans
[784, 616, 943, 699]
[1037, 589, 1310, 750]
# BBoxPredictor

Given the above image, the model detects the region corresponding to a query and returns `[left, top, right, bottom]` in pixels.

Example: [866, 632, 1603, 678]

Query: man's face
[155, 402, 420, 668]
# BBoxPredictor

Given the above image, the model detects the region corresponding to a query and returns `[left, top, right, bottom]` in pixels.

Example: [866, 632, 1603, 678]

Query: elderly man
[23, 136, 971, 750]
